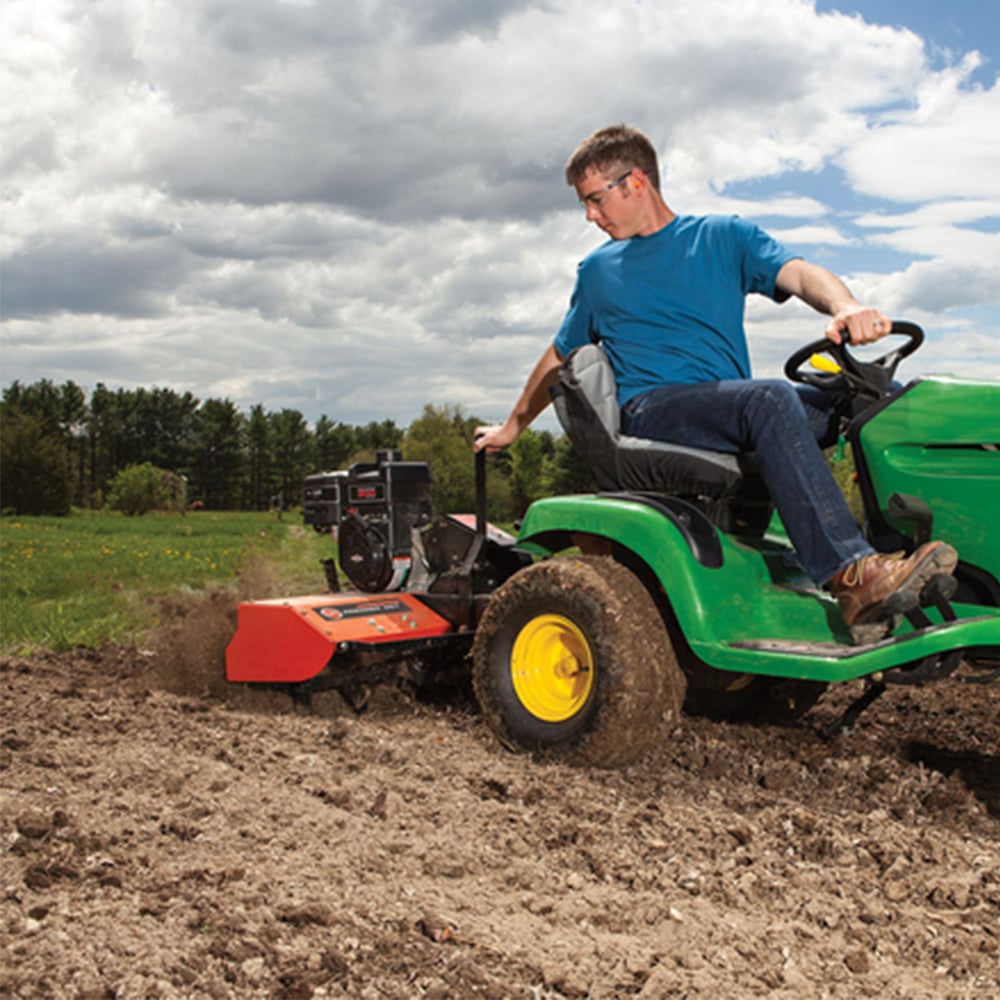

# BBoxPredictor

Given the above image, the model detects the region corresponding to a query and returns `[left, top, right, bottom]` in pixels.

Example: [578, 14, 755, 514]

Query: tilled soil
[2, 618, 998, 999]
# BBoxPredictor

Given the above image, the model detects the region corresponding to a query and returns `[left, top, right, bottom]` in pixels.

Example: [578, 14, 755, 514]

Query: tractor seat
[549, 344, 771, 530]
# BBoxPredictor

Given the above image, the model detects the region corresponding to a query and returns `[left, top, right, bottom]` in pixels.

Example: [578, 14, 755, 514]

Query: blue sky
[816, 1, 998, 83]
[2, 0, 998, 429]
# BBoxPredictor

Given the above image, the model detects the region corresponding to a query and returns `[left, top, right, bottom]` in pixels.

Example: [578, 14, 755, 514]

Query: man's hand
[473, 424, 515, 453]
[826, 305, 893, 347]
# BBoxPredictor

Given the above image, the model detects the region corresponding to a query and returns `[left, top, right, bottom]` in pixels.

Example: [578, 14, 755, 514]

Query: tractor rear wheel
[472, 556, 685, 766]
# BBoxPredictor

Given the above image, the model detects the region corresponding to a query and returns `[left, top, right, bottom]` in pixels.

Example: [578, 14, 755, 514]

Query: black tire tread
[472, 555, 685, 766]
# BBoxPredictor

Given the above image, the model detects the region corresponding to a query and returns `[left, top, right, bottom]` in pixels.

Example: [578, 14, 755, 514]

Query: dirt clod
[14, 810, 53, 840]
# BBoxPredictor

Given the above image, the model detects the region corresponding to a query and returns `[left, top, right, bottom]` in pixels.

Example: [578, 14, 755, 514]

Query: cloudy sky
[2, 0, 998, 431]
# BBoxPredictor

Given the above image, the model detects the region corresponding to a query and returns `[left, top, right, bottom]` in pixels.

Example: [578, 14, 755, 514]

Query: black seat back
[550, 344, 773, 531]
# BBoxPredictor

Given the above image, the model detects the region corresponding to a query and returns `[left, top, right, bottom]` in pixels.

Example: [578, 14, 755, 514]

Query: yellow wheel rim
[511, 614, 595, 723]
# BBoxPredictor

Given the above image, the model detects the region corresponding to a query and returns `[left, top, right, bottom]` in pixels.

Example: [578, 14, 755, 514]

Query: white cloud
[765, 225, 854, 248]
[854, 199, 1000, 230]
[840, 54, 1000, 203]
[2, 0, 998, 428]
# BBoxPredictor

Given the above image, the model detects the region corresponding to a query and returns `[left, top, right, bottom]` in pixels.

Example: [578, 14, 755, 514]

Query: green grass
[827, 443, 864, 523]
[0, 510, 336, 653]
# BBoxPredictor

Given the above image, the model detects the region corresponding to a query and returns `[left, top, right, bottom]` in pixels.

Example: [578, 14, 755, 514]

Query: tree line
[1, 379, 594, 519]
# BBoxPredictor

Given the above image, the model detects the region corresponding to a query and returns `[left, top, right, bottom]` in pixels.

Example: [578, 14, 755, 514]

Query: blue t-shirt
[553, 214, 797, 405]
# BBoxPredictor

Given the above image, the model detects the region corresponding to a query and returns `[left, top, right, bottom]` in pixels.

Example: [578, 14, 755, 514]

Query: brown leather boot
[829, 540, 958, 634]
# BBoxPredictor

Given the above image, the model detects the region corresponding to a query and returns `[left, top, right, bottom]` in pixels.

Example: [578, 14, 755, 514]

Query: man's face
[575, 166, 640, 239]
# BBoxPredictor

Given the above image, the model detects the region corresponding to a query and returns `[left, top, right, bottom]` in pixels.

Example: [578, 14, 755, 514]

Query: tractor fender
[516, 493, 769, 646]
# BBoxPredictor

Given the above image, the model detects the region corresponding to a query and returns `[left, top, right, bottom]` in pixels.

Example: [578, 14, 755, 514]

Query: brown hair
[564, 125, 661, 191]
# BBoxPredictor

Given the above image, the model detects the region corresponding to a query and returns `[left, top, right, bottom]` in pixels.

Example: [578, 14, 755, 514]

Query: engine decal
[316, 598, 412, 621]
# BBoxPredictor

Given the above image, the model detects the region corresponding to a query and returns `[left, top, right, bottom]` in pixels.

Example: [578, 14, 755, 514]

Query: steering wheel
[784, 320, 924, 400]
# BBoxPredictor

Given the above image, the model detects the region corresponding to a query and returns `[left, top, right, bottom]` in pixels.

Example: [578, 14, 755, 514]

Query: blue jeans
[620, 380, 874, 585]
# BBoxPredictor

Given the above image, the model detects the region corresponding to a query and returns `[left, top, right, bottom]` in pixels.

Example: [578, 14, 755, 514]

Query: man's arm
[776, 259, 892, 345]
[474, 343, 564, 452]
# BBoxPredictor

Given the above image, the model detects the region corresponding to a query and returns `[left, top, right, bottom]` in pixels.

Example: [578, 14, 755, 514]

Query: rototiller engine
[304, 450, 434, 592]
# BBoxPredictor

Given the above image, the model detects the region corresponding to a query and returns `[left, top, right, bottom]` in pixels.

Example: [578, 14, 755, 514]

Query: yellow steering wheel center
[511, 614, 595, 722]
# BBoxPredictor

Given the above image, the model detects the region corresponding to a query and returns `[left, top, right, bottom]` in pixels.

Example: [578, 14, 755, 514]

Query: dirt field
[2, 597, 998, 999]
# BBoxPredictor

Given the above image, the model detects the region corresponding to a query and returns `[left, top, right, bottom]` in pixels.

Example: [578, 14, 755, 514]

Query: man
[475, 124, 956, 637]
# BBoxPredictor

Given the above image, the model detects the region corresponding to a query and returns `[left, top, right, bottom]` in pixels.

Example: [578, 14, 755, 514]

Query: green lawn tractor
[226, 323, 1000, 765]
